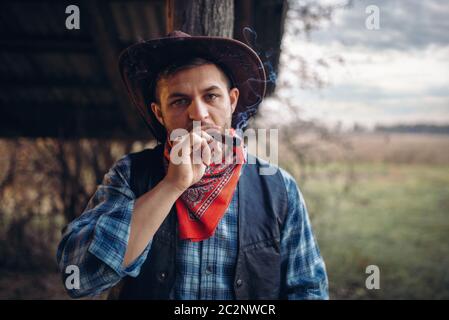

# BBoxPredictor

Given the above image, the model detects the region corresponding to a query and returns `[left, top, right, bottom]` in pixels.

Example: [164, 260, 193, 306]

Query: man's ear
[150, 102, 165, 126]
[229, 87, 239, 114]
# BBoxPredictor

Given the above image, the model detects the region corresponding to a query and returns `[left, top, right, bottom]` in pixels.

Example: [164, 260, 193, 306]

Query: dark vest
[110, 144, 289, 299]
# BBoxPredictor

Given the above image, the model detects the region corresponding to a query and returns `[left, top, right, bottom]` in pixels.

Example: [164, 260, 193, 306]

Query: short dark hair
[152, 57, 234, 104]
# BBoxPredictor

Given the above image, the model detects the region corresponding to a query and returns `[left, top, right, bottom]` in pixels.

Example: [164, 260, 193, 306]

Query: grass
[1, 133, 449, 299]
[299, 162, 449, 299]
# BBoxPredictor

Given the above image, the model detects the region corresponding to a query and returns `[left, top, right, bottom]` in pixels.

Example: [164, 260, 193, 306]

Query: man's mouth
[209, 131, 241, 147]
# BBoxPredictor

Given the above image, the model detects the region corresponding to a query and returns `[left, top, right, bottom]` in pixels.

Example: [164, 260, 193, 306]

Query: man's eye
[206, 94, 219, 101]
[171, 99, 189, 106]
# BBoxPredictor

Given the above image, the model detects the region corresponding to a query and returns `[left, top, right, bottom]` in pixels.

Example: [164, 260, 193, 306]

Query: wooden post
[166, 0, 234, 37]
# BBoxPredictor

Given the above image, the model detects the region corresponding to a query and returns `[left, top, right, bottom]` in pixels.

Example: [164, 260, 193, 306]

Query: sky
[261, 0, 449, 130]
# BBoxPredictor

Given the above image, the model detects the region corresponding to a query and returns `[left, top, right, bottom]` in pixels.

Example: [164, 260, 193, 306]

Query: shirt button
[236, 279, 243, 287]
[157, 271, 167, 282]
[205, 266, 213, 275]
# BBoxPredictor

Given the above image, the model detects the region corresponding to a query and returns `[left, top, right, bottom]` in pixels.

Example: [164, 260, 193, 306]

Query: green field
[300, 162, 449, 299]
[1, 134, 449, 299]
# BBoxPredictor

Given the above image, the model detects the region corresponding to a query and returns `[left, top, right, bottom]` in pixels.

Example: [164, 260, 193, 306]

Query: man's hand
[123, 130, 223, 267]
[164, 130, 223, 192]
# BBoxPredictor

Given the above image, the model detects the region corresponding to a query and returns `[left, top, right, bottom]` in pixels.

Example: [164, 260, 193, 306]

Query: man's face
[150, 63, 239, 137]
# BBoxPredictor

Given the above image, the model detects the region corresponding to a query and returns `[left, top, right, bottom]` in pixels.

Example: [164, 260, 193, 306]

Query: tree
[166, 0, 234, 36]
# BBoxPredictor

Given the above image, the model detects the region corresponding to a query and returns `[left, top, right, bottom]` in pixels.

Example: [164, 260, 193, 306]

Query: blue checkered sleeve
[56, 155, 152, 298]
[279, 169, 329, 300]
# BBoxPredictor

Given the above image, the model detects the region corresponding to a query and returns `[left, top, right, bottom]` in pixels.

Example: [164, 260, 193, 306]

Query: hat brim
[118, 35, 266, 137]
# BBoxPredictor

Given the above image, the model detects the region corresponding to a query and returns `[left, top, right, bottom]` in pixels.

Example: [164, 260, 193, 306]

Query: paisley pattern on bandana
[163, 129, 245, 241]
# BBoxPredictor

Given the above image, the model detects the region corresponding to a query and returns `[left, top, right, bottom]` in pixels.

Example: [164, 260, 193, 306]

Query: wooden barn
[0, 0, 287, 139]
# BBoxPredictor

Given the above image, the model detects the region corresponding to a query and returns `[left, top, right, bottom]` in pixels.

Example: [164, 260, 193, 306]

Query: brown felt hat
[118, 30, 267, 141]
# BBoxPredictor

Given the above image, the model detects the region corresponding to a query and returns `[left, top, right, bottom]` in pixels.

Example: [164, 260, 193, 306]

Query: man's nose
[188, 98, 209, 121]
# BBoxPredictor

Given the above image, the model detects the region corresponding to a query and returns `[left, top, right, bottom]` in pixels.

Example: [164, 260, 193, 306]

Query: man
[56, 31, 328, 300]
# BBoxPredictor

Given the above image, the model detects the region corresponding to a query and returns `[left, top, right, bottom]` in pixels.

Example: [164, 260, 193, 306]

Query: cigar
[172, 133, 241, 146]
[210, 133, 241, 146]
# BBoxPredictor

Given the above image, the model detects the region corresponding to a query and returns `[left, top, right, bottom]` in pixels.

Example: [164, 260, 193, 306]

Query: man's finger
[191, 133, 205, 165]
[201, 138, 211, 166]
[209, 139, 223, 164]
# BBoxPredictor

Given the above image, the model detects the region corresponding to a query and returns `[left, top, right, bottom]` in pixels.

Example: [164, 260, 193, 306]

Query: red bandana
[164, 129, 245, 242]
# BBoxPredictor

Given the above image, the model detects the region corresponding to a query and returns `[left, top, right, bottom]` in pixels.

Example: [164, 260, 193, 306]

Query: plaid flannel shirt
[56, 152, 328, 299]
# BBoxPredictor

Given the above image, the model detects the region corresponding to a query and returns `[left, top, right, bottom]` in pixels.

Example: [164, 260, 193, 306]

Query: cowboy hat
[118, 30, 267, 141]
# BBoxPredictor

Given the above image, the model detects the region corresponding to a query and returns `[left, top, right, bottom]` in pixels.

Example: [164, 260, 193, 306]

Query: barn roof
[0, 0, 286, 138]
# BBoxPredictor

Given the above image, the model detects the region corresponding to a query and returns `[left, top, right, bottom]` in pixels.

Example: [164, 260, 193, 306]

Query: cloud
[284, 43, 449, 127]
[263, 0, 449, 128]
[311, 0, 449, 50]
